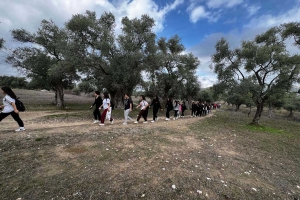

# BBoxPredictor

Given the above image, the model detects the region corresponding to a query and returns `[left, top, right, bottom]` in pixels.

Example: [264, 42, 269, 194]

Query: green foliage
[8, 19, 81, 108]
[71, 87, 81, 96]
[145, 35, 200, 100]
[212, 25, 300, 123]
[0, 76, 27, 88]
[282, 92, 300, 116]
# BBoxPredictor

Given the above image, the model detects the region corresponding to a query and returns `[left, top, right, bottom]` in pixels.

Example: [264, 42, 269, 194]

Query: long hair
[103, 92, 109, 99]
[1, 86, 17, 99]
[141, 95, 146, 100]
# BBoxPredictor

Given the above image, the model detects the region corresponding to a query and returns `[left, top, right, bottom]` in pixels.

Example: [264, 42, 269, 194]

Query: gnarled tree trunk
[251, 101, 264, 124]
[56, 84, 65, 109]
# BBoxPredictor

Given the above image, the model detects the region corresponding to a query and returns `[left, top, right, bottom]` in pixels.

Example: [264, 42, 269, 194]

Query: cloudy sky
[1, 0, 300, 87]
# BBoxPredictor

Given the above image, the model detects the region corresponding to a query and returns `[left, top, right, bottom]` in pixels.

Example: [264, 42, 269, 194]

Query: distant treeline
[0, 76, 27, 89]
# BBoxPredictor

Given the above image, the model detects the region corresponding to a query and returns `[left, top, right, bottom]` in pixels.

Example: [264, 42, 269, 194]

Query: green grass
[1, 91, 300, 199]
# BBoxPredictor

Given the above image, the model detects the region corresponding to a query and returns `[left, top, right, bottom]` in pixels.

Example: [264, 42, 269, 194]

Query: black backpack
[15, 98, 25, 112]
[110, 101, 115, 110]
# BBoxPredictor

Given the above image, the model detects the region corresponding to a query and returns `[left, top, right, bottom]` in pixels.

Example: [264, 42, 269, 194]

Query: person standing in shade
[0, 86, 25, 132]
[134, 95, 149, 124]
[99, 92, 114, 126]
[123, 93, 133, 125]
[150, 95, 161, 123]
[90, 91, 102, 124]
[165, 97, 173, 121]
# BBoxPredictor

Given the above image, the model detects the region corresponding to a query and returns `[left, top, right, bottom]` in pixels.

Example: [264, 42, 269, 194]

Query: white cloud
[188, 5, 300, 88]
[206, 0, 244, 9]
[247, 5, 261, 16]
[246, 6, 300, 28]
[189, 6, 209, 23]
[0, 0, 183, 76]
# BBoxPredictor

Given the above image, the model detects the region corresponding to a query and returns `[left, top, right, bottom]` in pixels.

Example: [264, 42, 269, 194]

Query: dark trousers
[174, 110, 178, 118]
[100, 109, 113, 123]
[166, 109, 171, 118]
[182, 110, 185, 116]
[93, 108, 101, 120]
[0, 112, 24, 127]
[137, 109, 148, 121]
[192, 109, 196, 116]
[153, 108, 159, 120]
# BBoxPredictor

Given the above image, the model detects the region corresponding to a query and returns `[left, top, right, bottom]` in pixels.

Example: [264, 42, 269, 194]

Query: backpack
[15, 98, 25, 112]
[110, 101, 115, 110]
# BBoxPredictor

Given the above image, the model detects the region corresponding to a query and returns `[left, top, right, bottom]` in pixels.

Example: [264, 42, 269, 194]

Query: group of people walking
[90, 92, 211, 126]
[1, 87, 214, 131]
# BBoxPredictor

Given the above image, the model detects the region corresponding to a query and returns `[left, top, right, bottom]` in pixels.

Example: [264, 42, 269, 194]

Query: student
[90, 91, 102, 123]
[178, 102, 182, 118]
[0, 86, 25, 132]
[181, 101, 187, 117]
[165, 97, 173, 121]
[99, 92, 114, 126]
[150, 95, 161, 123]
[173, 100, 179, 120]
[191, 101, 197, 117]
[134, 95, 149, 124]
[123, 93, 133, 125]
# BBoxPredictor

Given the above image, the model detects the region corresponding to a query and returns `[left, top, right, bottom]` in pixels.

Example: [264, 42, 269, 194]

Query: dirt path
[0, 111, 213, 138]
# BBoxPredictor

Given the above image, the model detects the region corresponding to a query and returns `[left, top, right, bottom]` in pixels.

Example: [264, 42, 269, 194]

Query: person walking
[90, 91, 102, 124]
[134, 95, 149, 124]
[99, 92, 114, 126]
[191, 101, 197, 117]
[173, 100, 179, 120]
[150, 96, 161, 123]
[0, 86, 25, 132]
[123, 93, 133, 125]
[165, 97, 173, 121]
[181, 101, 187, 117]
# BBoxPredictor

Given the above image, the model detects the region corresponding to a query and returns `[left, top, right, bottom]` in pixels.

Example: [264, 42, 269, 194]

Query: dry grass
[0, 90, 300, 199]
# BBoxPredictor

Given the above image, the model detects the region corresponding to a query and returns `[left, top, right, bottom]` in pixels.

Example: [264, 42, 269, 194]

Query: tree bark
[268, 103, 275, 118]
[248, 106, 252, 117]
[235, 104, 240, 112]
[56, 84, 65, 109]
[288, 109, 293, 117]
[251, 102, 264, 124]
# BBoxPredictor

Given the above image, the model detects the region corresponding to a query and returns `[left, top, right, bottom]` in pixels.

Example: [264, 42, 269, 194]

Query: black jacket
[151, 99, 162, 109]
[92, 96, 102, 109]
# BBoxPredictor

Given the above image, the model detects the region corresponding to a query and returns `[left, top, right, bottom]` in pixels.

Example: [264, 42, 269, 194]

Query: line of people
[90, 92, 209, 126]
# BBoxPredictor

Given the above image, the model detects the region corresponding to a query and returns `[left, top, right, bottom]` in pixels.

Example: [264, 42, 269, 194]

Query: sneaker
[15, 127, 26, 132]
[110, 119, 114, 124]
[173, 118, 176, 120]
[151, 120, 155, 123]
[99, 123, 105, 126]
[143, 121, 148, 124]
[122, 122, 127, 125]
[134, 121, 138, 124]
[165, 118, 170, 121]
[93, 120, 99, 124]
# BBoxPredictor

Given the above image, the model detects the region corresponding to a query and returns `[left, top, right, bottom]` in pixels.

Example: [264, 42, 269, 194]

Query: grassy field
[0, 90, 300, 199]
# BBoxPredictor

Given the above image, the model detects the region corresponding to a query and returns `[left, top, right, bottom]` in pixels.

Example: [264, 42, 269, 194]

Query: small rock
[197, 190, 202, 194]
[172, 184, 176, 189]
